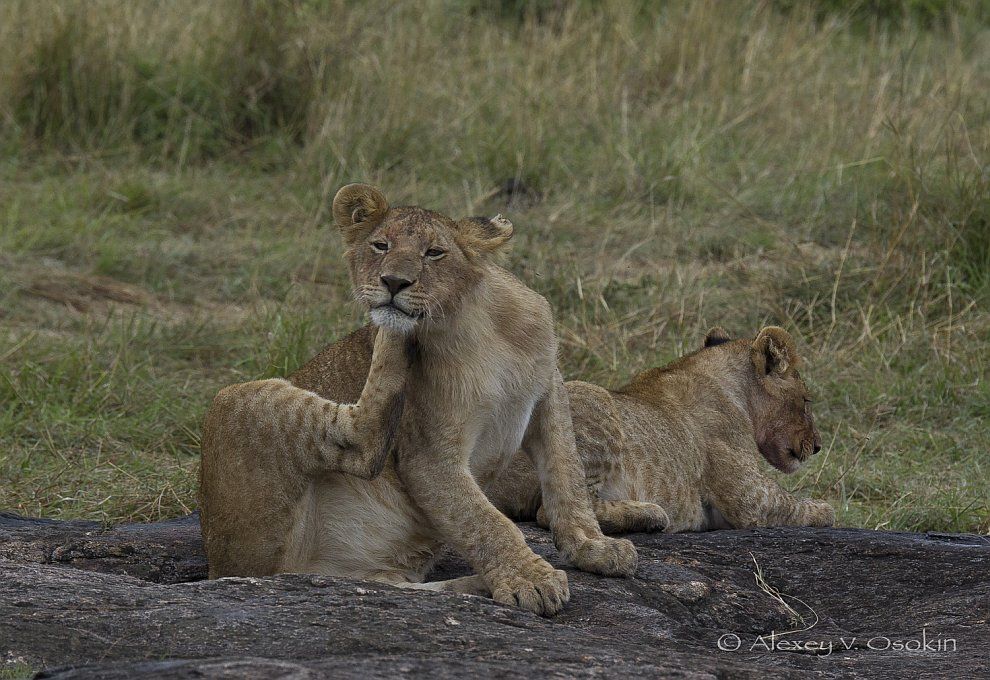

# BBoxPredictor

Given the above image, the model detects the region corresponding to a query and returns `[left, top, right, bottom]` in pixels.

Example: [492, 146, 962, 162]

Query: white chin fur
[370, 307, 418, 335]
[782, 457, 802, 474]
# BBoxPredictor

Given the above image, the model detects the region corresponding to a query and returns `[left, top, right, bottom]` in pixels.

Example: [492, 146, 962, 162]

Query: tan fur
[199, 184, 637, 617]
[199, 327, 411, 577]
[490, 326, 835, 533]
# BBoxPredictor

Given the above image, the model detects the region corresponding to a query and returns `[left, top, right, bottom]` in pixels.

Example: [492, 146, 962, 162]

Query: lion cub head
[332, 183, 514, 335]
[707, 326, 822, 473]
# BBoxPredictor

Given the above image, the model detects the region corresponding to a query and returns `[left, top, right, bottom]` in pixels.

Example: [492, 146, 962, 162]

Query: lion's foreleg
[522, 370, 638, 577]
[537, 499, 670, 535]
[707, 446, 835, 528]
[485, 450, 543, 520]
[397, 437, 569, 617]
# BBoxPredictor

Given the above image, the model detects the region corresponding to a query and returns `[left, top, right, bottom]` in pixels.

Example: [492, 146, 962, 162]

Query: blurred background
[0, 0, 986, 532]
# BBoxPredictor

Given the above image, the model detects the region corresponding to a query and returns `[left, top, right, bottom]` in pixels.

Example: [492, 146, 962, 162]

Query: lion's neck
[414, 266, 548, 358]
[413, 276, 492, 358]
[407, 265, 554, 407]
[701, 352, 755, 420]
[623, 349, 755, 426]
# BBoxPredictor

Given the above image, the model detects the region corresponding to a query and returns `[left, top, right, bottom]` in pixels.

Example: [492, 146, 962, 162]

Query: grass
[0, 1, 987, 533]
[0, 664, 34, 680]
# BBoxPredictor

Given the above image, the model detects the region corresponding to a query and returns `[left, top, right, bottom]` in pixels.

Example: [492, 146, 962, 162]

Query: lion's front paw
[596, 500, 670, 534]
[802, 499, 835, 527]
[335, 439, 390, 481]
[568, 536, 638, 577]
[489, 560, 570, 617]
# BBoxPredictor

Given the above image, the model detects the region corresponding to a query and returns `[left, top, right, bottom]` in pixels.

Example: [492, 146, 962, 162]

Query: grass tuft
[0, 1, 987, 532]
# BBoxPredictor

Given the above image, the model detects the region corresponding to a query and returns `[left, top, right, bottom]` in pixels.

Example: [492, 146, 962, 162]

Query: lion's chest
[414, 352, 546, 478]
[412, 306, 555, 479]
[469, 393, 539, 480]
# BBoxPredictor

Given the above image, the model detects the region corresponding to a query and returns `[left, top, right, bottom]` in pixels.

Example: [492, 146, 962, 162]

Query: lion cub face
[331, 184, 514, 335]
[740, 326, 823, 473]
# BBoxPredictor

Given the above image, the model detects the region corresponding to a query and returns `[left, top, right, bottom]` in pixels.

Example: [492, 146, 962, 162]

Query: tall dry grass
[2, 1, 985, 272]
[0, 0, 987, 530]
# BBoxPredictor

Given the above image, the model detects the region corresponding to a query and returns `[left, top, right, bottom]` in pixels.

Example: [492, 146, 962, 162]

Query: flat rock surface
[1, 511, 987, 678]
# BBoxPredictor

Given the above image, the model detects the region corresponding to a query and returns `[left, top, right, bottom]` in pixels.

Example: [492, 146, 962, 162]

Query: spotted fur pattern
[490, 326, 835, 533]
[199, 327, 409, 577]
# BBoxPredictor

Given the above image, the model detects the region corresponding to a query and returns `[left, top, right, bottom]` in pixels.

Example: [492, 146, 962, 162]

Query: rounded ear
[455, 214, 514, 256]
[703, 326, 732, 348]
[751, 326, 798, 377]
[332, 184, 389, 246]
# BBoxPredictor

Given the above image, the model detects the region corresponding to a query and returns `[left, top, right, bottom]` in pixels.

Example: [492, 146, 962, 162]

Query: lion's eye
[371, 241, 389, 253]
[425, 247, 446, 259]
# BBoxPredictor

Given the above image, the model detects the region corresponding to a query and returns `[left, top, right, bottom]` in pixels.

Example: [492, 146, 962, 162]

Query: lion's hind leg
[199, 338, 407, 580]
[389, 574, 491, 598]
[331, 328, 411, 479]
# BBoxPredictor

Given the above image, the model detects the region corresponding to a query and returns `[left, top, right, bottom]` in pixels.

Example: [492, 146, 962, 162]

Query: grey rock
[1, 512, 986, 678]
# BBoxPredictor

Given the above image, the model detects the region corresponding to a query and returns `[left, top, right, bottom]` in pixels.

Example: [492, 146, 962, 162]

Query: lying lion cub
[491, 326, 836, 532]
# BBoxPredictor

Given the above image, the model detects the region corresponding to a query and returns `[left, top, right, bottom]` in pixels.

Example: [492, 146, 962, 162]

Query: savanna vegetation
[0, 0, 987, 533]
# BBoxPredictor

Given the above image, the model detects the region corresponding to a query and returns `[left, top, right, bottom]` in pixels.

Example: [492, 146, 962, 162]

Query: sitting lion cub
[491, 326, 836, 532]
[200, 183, 636, 617]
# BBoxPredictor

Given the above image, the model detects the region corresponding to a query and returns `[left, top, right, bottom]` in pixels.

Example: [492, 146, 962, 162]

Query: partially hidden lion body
[199, 184, 636, 617]
[490, 326, 836, 533]
[200, 328, 410, 577]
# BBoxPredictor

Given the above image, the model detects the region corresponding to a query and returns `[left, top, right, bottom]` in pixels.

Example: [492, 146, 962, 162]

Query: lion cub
[199, 184, 636, 617]
[199, 328, 409, 577]
[492, 326, 835, 532]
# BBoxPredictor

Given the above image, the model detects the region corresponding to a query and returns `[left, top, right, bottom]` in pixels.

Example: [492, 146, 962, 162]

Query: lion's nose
[813, 442, 822, 454]
[381, 275, 414, 296]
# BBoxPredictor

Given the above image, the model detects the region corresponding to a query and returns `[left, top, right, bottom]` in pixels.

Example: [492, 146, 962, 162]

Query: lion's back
[290, 323, 377, 403]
